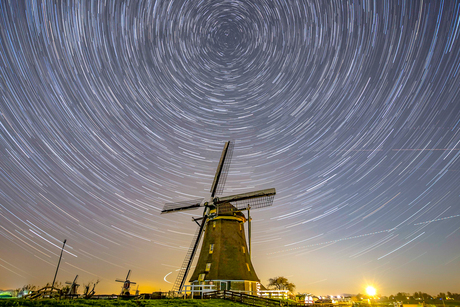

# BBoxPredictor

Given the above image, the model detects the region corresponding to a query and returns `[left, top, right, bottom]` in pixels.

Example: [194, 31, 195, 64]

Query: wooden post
[51, 239, 66, 290]
[248, 205, 251, 258]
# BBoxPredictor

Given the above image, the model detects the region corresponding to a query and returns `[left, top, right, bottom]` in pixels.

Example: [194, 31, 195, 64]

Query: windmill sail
[215, 188, 276, 205]
[231, 193, 275, 210]
[161, 198, 204, 214]
[171, 215, 208, 292]
[210, 141, 234, 197]
[215, 188, 276, 213]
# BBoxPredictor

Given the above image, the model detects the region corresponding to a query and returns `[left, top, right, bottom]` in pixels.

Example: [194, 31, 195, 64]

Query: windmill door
[220, 281, 231, 290]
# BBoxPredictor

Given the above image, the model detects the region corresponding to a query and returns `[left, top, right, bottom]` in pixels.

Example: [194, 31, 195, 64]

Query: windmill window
[242, 246, 245, 254]
[213, 221, 216, 228]
[239, 223, 242, 231]
[209, 244, 214, 254]
[246, 263, 250, 271]
[205, 263, 211, 272]
[198, 273, 205, 281]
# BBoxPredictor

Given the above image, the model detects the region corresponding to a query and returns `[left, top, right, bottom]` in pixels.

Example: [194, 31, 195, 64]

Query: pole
[52, 239, 66, 289]
[247, 205, 251, 258]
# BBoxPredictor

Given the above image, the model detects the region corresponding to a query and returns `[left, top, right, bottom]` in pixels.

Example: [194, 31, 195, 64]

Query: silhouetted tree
[437, 293, 446, 300]
[296, 293, 306, 301]
[423, 293, 433, 300]
[61, 285, 70, 294]
[267, 276, 296, 292]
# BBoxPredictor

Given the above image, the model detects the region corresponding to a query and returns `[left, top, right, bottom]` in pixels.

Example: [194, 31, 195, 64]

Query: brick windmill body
[162, 141, 276, 294]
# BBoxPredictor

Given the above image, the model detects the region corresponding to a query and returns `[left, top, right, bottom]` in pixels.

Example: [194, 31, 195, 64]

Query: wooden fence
[204, 290, 309, 306]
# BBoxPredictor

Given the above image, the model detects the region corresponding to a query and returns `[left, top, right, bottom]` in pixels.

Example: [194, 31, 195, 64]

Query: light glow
[366, 286, 376, 296]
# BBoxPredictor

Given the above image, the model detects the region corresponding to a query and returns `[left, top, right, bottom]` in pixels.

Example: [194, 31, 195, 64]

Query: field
[0, 299, 243, 307]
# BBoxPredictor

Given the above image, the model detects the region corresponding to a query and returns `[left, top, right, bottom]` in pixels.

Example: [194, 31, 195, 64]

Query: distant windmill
[162, 141, 276, 294]
[65, 275, 79, 297]
[115, 270, 136, 296]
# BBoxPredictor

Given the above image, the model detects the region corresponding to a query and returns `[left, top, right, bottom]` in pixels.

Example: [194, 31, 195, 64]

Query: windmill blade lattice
[215, 188, 276, 213]
[210, 141, 234, 197]
[232, 194, 275, 210]
[214, 141, 234, 196]
[161, 198, 204, 214]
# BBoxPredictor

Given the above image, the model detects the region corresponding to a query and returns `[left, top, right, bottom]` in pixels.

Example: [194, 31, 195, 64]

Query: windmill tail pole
[52, 239, 67, 289]
[248, 205, 251, 258]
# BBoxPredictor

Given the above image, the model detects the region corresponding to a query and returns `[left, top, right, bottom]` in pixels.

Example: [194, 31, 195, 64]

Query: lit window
[213, 221, 216, 228]
[246, 263, 250, 271]
[198, 274, 205, 281]
[205, 263, 211, 272]
[239, 223, 242, 231]
[209, 243, 214, 254]
[242, 246, 245, 254]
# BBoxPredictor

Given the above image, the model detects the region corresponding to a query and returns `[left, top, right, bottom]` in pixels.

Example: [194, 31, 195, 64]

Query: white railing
[181, 284, 216, 298]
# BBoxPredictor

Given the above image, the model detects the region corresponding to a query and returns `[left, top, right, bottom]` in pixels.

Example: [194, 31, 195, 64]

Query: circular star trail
[1, 0, 460, 295]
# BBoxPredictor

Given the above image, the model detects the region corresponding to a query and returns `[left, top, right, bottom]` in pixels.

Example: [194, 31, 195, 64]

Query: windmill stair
[171, 219, 207, 292]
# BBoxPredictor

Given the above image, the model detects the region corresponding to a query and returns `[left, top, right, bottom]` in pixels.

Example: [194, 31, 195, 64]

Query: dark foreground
[0, 299, 242, 307]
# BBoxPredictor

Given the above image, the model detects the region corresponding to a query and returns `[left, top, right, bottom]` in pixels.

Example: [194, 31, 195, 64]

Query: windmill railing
[203, 290, 310, 307]
[176, 284, 217, 298]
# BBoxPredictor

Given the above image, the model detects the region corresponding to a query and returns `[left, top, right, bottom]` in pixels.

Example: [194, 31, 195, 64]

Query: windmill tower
[162, 141, 276, 294]
[115, 270, 136, 296]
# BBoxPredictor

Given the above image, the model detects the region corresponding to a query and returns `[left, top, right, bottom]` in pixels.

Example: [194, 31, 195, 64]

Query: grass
[0, 299, 243, 307]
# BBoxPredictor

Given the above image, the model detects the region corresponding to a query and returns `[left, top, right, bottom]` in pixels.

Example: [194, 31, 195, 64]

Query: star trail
[1, 0, 460, 296]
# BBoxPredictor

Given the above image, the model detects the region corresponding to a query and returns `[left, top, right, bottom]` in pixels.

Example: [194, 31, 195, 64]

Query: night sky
[1, 0, 460, 296]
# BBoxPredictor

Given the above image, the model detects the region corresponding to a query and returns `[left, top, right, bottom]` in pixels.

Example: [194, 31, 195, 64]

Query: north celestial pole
[1, 0, 460, 296]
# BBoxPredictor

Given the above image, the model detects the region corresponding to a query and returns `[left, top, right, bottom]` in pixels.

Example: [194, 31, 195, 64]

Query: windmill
[115, 270, 136, 296]
[65, 275, 79, 297]
[162, 141, 276, 294]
